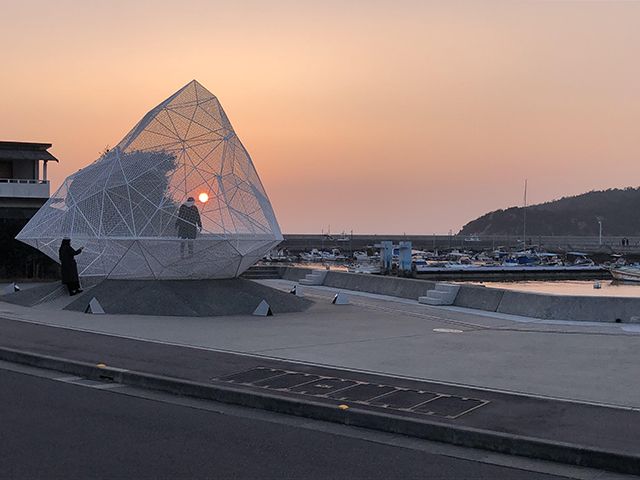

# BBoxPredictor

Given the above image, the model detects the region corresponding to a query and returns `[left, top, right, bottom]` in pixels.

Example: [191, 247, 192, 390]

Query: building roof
[0, 141, 59, 162]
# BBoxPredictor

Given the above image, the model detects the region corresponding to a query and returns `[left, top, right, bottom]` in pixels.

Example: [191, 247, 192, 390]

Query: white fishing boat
[353, 251, 369, 261]
[300, 248, 346, 262]
[567, 252, 595, 267]
[320, 248, 345, 261]
[610, 266, 640, 282]
[348, 264, 381, 274]
[299, 249, 323, 261]
[263, 249, 294, 262]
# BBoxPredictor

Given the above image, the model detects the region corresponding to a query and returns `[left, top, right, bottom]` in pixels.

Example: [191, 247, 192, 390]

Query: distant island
[459, 187, 640, 236]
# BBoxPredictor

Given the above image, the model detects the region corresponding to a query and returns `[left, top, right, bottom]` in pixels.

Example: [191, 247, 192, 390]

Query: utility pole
[350, 229, 353, 258]
[523, 179, 528, 249]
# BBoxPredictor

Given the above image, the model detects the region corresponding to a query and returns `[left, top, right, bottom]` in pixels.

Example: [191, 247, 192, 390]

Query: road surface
[0, 367, 580, 479]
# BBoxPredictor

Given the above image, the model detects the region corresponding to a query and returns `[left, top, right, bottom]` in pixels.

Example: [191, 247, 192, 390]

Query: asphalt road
[0, 368, 569, 480]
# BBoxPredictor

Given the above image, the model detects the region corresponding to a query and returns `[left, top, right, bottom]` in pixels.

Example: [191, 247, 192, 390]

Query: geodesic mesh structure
[17, 80, 283, 279]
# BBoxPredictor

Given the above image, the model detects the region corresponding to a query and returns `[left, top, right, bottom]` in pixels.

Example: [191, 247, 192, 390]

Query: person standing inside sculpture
[59, 239, 83, 296]
[175, 196, 202, 258]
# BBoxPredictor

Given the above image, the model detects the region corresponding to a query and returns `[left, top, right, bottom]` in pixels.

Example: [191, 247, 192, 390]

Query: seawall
[278, 266, 640, 323]
[278, 266, 436, 300]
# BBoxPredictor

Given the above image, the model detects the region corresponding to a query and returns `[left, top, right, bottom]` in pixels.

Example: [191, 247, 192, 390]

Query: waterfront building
[0, 141, 57, 210]
[0, 141, 59, 278]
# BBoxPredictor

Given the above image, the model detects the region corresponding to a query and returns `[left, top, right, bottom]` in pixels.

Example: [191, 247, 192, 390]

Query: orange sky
[2, 0, 640, 234]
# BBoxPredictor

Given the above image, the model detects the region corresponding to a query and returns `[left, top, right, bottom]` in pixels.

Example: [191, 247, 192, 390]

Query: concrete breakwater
[279, 267, 640, 323]
[281, 233, 640, 255]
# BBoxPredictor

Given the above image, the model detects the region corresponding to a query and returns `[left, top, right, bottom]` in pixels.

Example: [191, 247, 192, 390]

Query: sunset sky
[2, 0, 640, 234]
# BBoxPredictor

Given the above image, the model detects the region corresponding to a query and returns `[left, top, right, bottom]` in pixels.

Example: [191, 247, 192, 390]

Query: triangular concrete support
[85, 297, 105, 314]
[332, 292, 350, 305]
[2, 282, 20, 295]
[289, 285, 304, 297]
[253, 299, 273, 316]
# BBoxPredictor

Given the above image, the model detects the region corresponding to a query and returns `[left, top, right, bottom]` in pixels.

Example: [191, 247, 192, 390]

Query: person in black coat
[175, 197, 202, 258]
[59, 239, 83, 296]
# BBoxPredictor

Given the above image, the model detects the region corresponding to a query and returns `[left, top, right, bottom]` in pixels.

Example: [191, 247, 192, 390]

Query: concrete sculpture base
[62, 278, 312, 316]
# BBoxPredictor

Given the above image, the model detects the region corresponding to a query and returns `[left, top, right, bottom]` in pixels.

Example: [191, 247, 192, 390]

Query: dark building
[1, 141, 59, 279]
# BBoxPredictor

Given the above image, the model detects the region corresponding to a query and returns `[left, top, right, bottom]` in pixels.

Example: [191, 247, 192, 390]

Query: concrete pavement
[1, 316, 640, 474]
[3, 276, 640, 475]
[1, 279, 639, 408]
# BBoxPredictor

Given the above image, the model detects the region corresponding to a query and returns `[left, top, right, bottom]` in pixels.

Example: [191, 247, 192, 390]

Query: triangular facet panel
[17, 80, 283, 279]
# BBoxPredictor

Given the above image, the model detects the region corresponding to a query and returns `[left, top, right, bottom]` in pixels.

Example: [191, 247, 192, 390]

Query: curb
[1, 346, 638, 476]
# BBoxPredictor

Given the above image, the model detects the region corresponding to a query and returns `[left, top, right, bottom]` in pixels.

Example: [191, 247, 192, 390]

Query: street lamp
[596, 217, 603, 246]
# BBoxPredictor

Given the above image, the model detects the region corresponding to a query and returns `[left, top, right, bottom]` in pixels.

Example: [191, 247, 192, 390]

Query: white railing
[0, 179, 50, 198]
[0, 178, 49, 184]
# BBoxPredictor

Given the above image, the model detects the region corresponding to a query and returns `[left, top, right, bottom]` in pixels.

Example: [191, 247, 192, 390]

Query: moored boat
[348, 264, 381, 274]
[610, 266, 640, 282]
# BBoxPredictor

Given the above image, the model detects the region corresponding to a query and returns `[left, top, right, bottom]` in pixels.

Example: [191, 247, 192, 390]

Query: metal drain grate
[216, 367, 489, 419]
[369, 389, 438, 409]
[221, 367, 286, 384]
[255, 373, 320, 389]
[413, 396, 486, 417]
[291, 378, 358, 395]
[329, 383, 395, 402]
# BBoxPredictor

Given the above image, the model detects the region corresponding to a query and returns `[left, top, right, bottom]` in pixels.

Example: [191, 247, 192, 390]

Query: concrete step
[418, 296, 449, 306]
[433, 283, 460, 294]
[299, 276, 324, 285]
[418, 282, 460, 306]
[425, 290, 450, 301]
[299, 269, 328, 286]
[241, 266, 281, 280]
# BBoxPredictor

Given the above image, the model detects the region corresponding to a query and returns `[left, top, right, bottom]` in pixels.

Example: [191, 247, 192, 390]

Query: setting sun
[198, 192, 209, 203]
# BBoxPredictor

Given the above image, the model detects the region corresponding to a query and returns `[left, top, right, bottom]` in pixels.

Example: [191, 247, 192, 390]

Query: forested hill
[459, 187, 640, 236]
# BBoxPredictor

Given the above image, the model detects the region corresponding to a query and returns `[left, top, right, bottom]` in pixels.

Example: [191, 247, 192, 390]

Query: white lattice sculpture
[17, 80, 283, 279]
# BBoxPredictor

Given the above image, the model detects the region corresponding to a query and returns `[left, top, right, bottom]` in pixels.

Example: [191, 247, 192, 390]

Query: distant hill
[459, 187, 640, 236]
